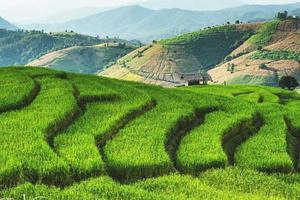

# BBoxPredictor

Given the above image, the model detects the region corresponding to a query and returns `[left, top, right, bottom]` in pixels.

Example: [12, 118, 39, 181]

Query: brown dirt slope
[100, 24, 257, 86]
[100, 43, 201, 85]
[209, 20, 300, 86]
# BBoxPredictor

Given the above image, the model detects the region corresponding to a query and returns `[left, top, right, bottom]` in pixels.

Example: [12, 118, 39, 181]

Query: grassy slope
[0, 29, 134, 67]
[1, 67, 300, 199]
[160, 25, 254, 69]
[28, 45, 136, 74]
[247, 20, 280, 46]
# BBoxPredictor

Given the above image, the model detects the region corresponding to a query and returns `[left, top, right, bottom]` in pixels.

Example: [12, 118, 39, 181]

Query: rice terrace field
[0, 67, 299, 199]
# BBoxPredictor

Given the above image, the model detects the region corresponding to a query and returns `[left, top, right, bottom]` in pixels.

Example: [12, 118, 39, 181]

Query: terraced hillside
[27, 44, 136, 74]
[209, 19, 300, 86]
[100, 24, 258, 86]
[1, 67, 300, 199]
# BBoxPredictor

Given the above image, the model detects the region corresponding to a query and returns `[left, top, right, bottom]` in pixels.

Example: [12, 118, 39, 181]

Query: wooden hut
[179, 72, 212, 86]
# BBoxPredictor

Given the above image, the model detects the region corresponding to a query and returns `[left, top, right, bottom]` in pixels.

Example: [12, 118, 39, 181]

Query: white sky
[0, 0, 299, 22]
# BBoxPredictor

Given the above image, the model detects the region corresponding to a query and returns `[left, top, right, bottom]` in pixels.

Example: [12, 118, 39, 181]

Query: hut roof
[178, 72, 212, 82]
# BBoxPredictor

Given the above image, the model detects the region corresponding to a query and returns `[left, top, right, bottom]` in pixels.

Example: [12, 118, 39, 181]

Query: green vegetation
[279, 76, 299, 90]
[160, 25, 254, 69]
[200, 168, 299, 199]
[228, 75, 278, 86]
[276, 11, 289, 21]
[1, 67, 300, 199]
[248, 21, 280, 46]
[0, 29, 133, 67]
[176, 97, 259, 174]
[0, 75, 78, 188]
[252, 50, 300, 62]
[0, 71, 38, 112]
[276, 11, 299, 21]
[235, 104, 293, 173]
[33, 46, 135, 73]
[54, 75, 153, 181]
[104, 88, 194, 181]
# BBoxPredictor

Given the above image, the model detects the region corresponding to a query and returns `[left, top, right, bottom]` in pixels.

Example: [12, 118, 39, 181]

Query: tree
[235, 20, 240, 24]
[279, 76, 299, 90]
[231, 64, 235, 73]
[276, 11, 288, 20]
[227, 63, 235, 73]
[259, 64, 267, 70]
[227, 63, 231, 71]
[257, 46, 263, 51]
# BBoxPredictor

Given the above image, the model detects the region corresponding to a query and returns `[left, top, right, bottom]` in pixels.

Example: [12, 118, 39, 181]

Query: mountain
[100, 18, 300, 87]
[100, 24, 258, 86]
[0, 17, 18, 30]
[17, 7, 113, 24]
[0, 30, 108, 66]
[141, 0, 244, 11]
[21, 3, 300, 43]
[27, 43, 136, 74]
[209, 19, 300, 86]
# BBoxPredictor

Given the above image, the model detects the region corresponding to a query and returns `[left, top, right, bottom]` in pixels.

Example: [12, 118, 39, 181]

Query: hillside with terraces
[100, 24, 258, 86]
[1, 67, 300, 199]
[100, 18, 300, 88]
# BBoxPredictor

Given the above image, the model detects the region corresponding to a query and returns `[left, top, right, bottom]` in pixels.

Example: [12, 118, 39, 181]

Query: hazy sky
[1, 0, 299, 22]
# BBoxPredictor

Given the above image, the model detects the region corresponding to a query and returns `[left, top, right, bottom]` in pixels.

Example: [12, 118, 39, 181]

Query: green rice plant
[182, 85, 254, 98]
[63, 176, 170, 200]
[176, 86, 261, 174]
[176, 110, 260, 174]
[104, 86, 196, 181]
[200, 167, 299, 199]
[17, 67, 67, 78]
[235, 104, 294, 173]
[235, 92, 262, 103]
[54, 75, 154, 181]
[2, 173, 277, 200]
[1, 67, 300, 199]
[0, 76, 78, 188]
[257, 86, 300, 106]
[284, 107, 300, 171]
[233, 87, 280, 104]
[256, 88, 281, 103]
[272, 173, 300, 185]
[134, 173, 268, 200]
[0, 71, 39, 113]
[2, 177, 171, 200]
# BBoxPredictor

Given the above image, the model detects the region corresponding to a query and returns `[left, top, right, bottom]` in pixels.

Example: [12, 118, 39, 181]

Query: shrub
[259, 64, 267, 69]
[279, 76, 299, 90]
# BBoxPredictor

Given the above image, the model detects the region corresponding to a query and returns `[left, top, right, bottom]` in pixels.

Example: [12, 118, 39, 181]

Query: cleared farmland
[1, 67, 300, 199]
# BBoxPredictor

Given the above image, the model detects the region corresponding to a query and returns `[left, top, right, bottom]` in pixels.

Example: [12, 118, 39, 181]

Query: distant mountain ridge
[141, 0, 244, 11]
[0, 17, 18, 30]
[21, 3, 300, 43]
